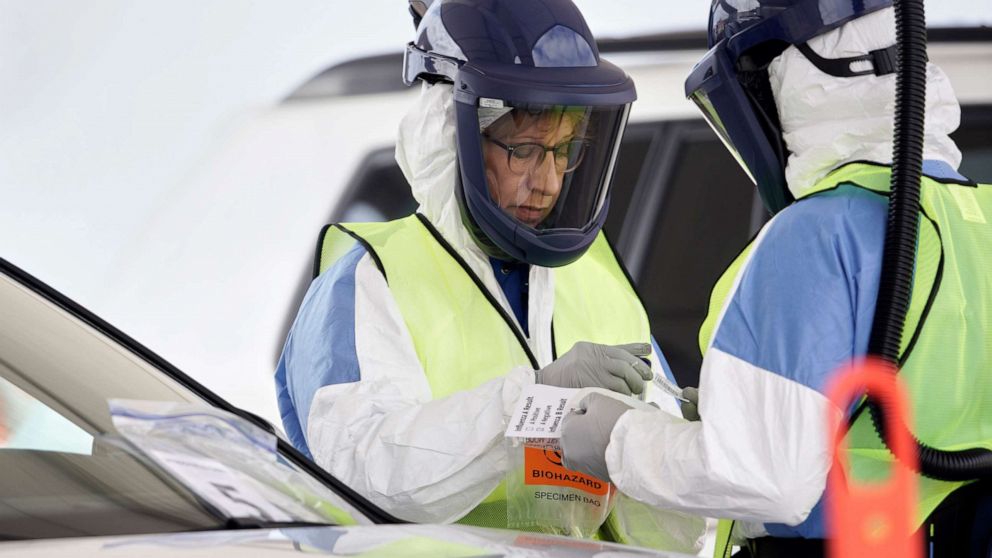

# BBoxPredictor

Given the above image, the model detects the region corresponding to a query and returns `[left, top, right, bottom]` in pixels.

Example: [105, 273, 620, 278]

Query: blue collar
[922, 159, 968, 182]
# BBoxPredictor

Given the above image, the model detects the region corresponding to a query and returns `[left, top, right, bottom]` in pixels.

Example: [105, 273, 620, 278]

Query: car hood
[0, 524, 698, 557]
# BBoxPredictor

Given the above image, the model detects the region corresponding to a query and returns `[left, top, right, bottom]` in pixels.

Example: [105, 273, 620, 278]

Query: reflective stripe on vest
[705, 163, 992, 556]
[317, 213, 650, 532]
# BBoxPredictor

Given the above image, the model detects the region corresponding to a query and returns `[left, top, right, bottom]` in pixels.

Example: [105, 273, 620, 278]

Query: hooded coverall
[275, 83, 705, 552]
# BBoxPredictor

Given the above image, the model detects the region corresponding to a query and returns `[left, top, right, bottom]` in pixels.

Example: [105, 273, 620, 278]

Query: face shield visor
[685, 45, 793, 213]
[450, 58, 635, 267]
[476, 101, 626, 232]
[684, 0, 893, 215]
[688, 88, 754, 184]
[402, 0, 637, 267]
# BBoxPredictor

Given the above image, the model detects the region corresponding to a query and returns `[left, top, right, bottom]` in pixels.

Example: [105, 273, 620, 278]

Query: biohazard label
[523, 445, 609, 496]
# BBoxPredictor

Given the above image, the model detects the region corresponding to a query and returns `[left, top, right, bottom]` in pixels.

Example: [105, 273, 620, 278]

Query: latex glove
[680, 386, 700, 422]
[535, 342, 653, 396]
[560, 392, 634, 481]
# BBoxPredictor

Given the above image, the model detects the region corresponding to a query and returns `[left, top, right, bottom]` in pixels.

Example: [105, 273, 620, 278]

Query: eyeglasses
[484, 136, 589, 175]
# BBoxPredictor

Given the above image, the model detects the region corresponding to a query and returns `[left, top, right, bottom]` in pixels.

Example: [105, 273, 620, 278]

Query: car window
[333, 148, 417, 223]
[621, 121, 761, 389]
[630, 102, 992, 390]
[603, 123, 657, 243]
[954, 104, 992, 182]
[0, 270, 367, 539]
[0, 376, 93, 455]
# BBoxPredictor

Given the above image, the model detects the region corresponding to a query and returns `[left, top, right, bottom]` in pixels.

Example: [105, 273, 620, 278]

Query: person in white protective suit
[274, 0, 704, 551]
[561, 2, 992, 557]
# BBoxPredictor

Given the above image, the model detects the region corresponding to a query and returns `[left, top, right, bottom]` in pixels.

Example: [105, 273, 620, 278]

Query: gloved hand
[560, 392, 634, 481]
[680, 386, 700, 421]
[535, 342, 653, 396]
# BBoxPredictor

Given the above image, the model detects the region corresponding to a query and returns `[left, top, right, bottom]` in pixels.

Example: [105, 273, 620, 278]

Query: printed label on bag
[523, 444, 608, 496]
[506, 384, 578, 439]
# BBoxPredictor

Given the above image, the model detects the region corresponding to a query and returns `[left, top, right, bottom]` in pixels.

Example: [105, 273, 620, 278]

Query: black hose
[866, 0, 992, 480]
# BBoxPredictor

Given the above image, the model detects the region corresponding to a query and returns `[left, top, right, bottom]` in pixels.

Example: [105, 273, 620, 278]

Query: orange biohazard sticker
[523, 444, 609, 496]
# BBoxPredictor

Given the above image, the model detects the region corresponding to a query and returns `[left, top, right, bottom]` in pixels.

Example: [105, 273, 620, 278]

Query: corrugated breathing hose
[866, 0, 992, 481]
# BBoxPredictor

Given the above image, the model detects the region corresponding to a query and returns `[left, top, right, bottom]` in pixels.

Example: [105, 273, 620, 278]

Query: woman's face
[483, 112, 579, 228]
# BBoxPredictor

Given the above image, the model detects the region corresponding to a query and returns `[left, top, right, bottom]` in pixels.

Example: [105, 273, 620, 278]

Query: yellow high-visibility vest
[318, 213, 651, 537]
[705, 163, 992, 556]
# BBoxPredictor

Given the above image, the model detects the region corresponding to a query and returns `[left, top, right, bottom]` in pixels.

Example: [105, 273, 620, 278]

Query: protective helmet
[684, 0, 896, 214]
[403, 0, 636, 267]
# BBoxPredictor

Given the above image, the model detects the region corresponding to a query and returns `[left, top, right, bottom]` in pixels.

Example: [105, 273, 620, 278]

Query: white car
[0, 257, 698, 557]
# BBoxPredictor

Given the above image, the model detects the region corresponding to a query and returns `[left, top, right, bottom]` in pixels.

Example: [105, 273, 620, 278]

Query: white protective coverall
[601, 7, 963, 540]
[275, 82, 705, 552]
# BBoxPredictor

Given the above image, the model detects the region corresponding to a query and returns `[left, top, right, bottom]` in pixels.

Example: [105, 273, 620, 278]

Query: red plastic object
[826, 358, 922, 558]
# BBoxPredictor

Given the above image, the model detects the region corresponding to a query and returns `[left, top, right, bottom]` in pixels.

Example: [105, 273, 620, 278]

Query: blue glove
[560, 392, 634, 481]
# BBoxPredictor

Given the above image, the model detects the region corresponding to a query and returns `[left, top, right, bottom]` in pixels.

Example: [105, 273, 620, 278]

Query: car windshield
[0, 268, 363, 540]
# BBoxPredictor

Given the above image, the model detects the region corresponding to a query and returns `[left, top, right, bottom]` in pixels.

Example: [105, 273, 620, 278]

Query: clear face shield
[684, 41, 793, 212]
[688, 88, 757, 184]
[477, 100, 627, 231]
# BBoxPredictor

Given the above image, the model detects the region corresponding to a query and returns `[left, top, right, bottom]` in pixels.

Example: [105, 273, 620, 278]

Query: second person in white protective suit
[274, 0, 704, 552]
[561, 2, 992, 557]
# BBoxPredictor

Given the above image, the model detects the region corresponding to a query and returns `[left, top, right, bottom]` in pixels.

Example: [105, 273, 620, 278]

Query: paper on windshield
[150, 450, 292, 521]
[108, 399, 356, 525]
